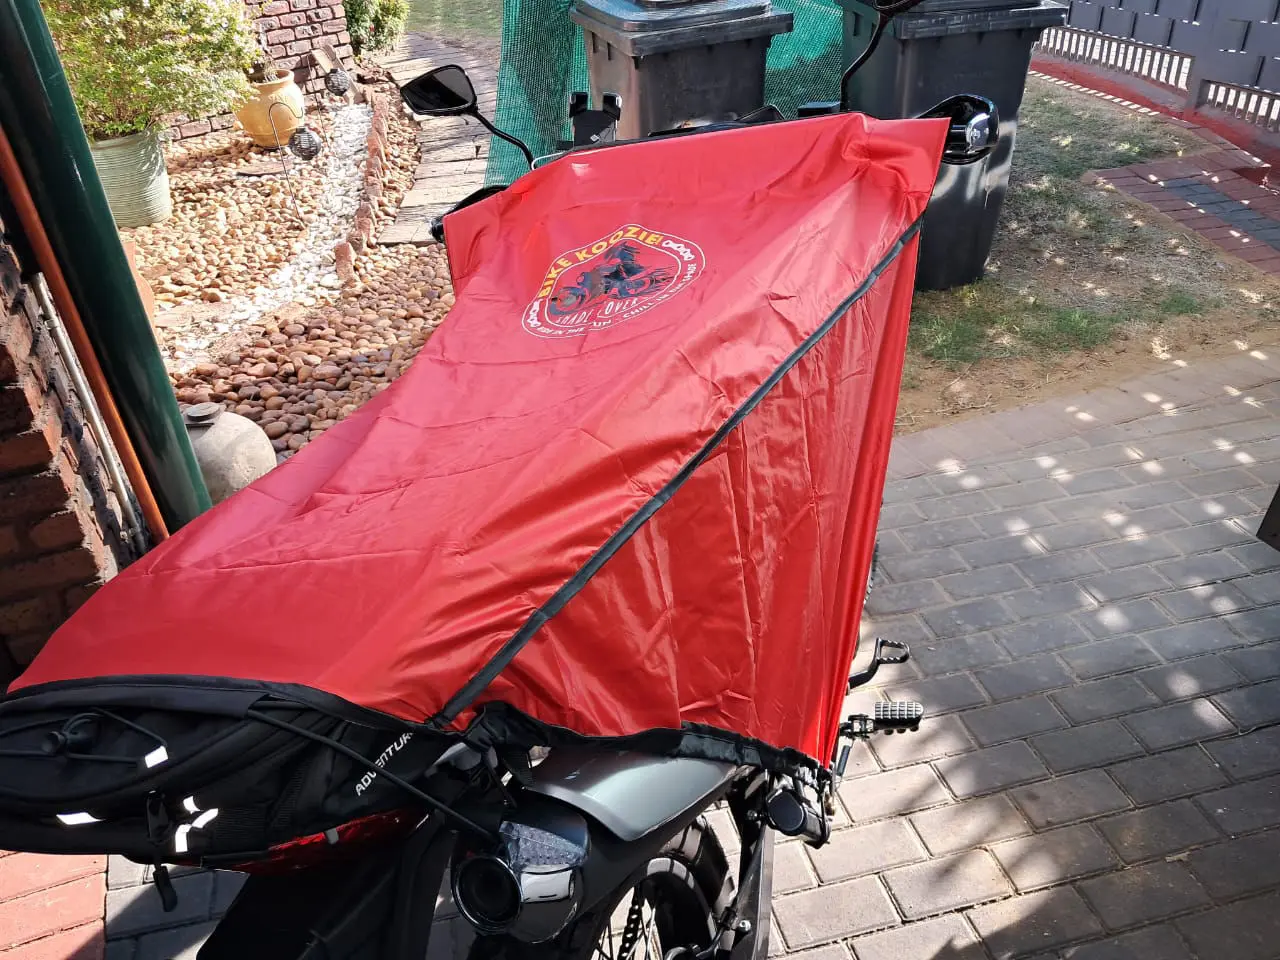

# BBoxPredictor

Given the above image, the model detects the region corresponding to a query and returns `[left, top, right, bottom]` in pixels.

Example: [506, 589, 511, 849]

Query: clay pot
[233, 69, 306, 149]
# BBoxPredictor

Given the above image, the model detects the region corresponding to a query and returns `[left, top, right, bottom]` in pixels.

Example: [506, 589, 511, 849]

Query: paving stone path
[374, 34, 497, 246]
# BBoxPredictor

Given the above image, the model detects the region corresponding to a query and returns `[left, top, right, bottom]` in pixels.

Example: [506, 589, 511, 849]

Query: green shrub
[345, 0, 408, 54]
[42, 0, 259, 141]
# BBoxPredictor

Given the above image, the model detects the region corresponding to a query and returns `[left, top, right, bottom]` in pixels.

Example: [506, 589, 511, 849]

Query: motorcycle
[0, 4, 999, 958]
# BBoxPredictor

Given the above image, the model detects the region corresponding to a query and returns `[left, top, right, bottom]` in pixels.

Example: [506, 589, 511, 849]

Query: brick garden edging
[333, 89, 397, 283]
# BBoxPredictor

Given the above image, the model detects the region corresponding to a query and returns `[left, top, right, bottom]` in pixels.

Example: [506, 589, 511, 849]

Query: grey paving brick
[1126, 698, 1235, 751]
[882, 673, 988, 715]
[1139, 654, 1245, 702]
[1092, 536, 1183, 570]
[996, 618, 1094, 657]
[966, 887, 1103, 958]
[1198, 774, 1280, 835]
[134, 922, 216, 960]
[211, 870, 244, 917]
[1175, 890, 1280, 960]
[806, 818, 926, 883]
[1114, 504, 1188, 537]
[1078, 861, 1209, 931]
[935, 741, 1049, 798]
[1079, 567, 1171, 604]
[883, 849, 1010, 920]
[1037, 519, 1123, 552]
[1182, 467, 1263, 497]
[774, 877, 898, 949]
[972, 504, 1057, 540]
[837, 764, 950, 822]
[1174, 494, 1253, 524]
[1213, 677, 1280, 728]
[1077, 599, 1171, 638]
[1186, 829, 1280, 900]
[862, 614, 934, 646]
[1224, 605, 1280, 642]
[988, 478, 1071, 509]
[869, 714, 974, 768]
[937, 565, 1029, 601]
[1059, 636, 1163, 681]
[879, 501, 925, 529]
[865, 579, 947, 617]
[105, 940, 137, 960]
[911, 633, 1010, 677]
[879, 547, 969, 582]
[1059, 467, 1135, 496]
[1051, 675, 1159, 724]
[1205, 727, 1280, 780]
[976, 655, 1076, 701]
[105, 872, 215, 938]
[1225, 541, 1280, 575]
[1096, 799, 1220, 864]
[898, 517, 986, 552]
[1032, 720, 1145, 774]
[1112, 479, 1200, 511]
[1107, 746, 1228, 805]
[1236, 572, 1280, 605]
[992, 823, 1119, 891]
[1140, 618, 1247, 660]
[848, 915, 984, 960]
[1011, 770, 1131, 828]
[956, 533, 1047, 568]
[916, 489, 998, 522]
[1018, 550, 1107, 585]
[785, 946, 849, 960]
[922, 597, 1020, 641]
[108, 855, 148, 891]
[1222, 640, 1280, 682]
[1165, 520, 1255, 554]
[1156, 551, 1250, 588]
[908, 793, 1029, 856]
[883, 475, 940, 504]
[773, 840, 818, 894]
[1006, 583, 1098, 620]
[1060, 924, 1193, 960]
[962, 695, 1068, 747]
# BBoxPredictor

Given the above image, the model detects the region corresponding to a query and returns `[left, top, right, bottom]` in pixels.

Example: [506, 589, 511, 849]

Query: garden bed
[134, 71, 433, 459]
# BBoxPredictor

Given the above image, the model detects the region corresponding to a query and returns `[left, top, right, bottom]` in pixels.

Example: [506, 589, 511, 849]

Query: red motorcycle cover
[10, 112, 945, 771]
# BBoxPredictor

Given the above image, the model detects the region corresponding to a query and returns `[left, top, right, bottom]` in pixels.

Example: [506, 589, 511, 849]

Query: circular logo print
[523, 224, 707, 339]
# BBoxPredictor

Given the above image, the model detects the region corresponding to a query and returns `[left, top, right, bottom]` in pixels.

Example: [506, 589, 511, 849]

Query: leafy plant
[344, 0, 408, 54]
[42, 0, 259, 141]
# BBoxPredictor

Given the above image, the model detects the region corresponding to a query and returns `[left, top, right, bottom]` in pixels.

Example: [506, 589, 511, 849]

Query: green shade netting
[486, 0, 847, 184]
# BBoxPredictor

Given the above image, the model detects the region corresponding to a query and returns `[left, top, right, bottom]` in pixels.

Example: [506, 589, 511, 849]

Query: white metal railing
[1036, 24, 1193, 92]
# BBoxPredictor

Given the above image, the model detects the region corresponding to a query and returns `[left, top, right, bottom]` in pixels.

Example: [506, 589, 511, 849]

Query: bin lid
[838, 0, 1065, 37]
[573, 0, 771, 32]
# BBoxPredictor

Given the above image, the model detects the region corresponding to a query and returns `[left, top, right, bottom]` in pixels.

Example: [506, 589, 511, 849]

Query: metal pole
[31, 276, 149, 556]
[0, 0, 212, 530]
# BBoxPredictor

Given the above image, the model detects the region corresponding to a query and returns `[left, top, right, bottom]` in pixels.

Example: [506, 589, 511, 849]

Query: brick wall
[0, 192, 128, 689]
[170, 0, 355, 141]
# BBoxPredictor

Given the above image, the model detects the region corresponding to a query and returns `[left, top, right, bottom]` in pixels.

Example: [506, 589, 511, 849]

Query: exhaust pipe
[452, 796, 590, 943]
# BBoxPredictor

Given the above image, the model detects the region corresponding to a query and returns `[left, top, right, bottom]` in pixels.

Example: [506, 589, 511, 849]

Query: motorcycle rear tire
[468, 816, 730, 960]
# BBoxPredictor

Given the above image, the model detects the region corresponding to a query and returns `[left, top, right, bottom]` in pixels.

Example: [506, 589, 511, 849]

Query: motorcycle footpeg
[833, 701, 924, 776]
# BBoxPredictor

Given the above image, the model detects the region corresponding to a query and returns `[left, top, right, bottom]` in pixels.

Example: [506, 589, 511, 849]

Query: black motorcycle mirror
[921, 95, 1000, 165]
[401, 64, 535, 168]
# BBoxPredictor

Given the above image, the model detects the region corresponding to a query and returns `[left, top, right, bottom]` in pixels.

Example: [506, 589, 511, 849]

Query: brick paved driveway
[94, 348, 1280, 960]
